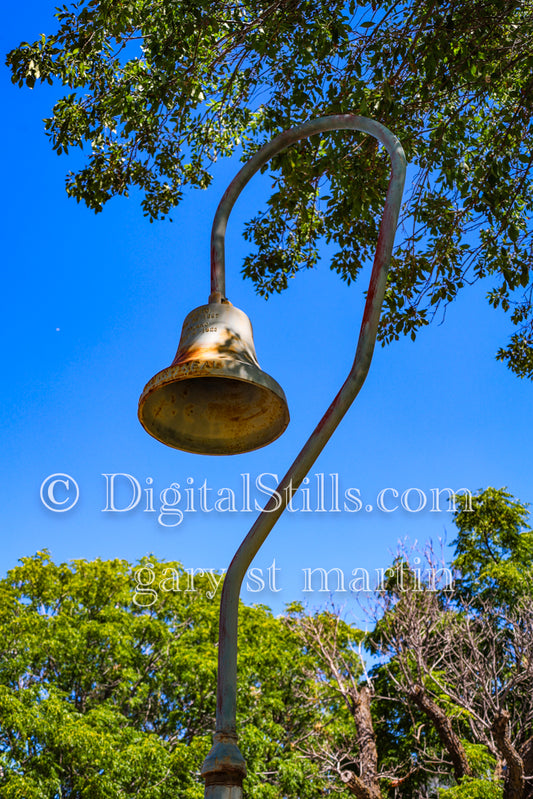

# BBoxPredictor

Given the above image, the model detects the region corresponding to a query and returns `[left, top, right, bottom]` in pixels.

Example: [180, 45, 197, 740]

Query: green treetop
[6, 0, 533, 376]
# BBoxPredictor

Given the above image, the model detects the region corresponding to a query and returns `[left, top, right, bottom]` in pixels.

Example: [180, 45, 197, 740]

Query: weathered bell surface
[138, 301, 289, 455]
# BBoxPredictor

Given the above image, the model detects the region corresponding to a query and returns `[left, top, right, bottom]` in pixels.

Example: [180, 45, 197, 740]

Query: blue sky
[2, 1, 532, 619]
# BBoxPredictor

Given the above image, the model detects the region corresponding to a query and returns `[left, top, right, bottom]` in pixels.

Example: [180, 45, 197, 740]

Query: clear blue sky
[2, 1, 532, 619]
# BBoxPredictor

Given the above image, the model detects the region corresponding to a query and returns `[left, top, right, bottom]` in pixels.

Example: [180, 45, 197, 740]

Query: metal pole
[202, 115, 406, 797]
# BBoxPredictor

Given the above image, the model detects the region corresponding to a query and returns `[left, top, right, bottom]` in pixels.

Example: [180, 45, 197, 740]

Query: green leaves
[2, 503, 533, 798]
[5, 0, 533, 373]
[440, 777, 503, 799]
[0, 553, 345, 798]
[452, 487, 533, 608]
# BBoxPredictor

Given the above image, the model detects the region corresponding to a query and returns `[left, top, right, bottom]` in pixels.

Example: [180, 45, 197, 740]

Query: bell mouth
[138, 359, 290, 455]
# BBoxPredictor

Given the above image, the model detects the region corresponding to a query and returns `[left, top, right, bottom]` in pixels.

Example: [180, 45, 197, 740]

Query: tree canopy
[1, 488, 532, 797]
[369, 487, 533, 799]
[6, 0, 533, 376]
[0, 554, 330, 798]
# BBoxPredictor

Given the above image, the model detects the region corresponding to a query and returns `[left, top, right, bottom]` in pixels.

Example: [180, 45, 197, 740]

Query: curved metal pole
[202, 115, 406, 797]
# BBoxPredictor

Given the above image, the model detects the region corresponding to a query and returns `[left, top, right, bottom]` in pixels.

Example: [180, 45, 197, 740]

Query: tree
[281, 489, 533, 799]
[1, 489, 532, 798]
[0, 552, 336, 798]
[284, 605, 384, 799]
[369, 488, 533, 799]
[6, 0, 533, 376]
[452, 486, 533, 609]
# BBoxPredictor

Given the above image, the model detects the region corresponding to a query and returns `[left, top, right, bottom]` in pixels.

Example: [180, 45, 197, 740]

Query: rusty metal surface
[172, 302, 260, 367]
[204, 785, 243, 799]
[198, 114, 406, 793]
[138, 302, 289, 454]
[201, 732, 247, 781]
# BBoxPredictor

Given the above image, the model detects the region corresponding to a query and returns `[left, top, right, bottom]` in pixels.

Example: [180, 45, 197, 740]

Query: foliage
[439, 778, 503, 799]
[6, 0, 533, 376]
[461, 742, 499, 780]
[1, 488, 532, 797]
[0, 552, 335, 798]
[453, 486, 533, 607]
[368, 488, 533, 799]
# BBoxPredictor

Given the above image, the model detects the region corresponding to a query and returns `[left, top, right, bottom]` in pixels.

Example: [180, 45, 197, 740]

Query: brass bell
[138, 301, 289, 455]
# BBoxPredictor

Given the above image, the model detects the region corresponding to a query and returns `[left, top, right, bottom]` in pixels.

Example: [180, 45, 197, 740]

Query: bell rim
[138, 358, 290, 455]
[139, 357, 288, 406]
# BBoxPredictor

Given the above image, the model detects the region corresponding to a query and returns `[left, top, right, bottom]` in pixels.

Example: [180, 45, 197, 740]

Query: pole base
[201, 732, 246, 798]
[204, 780, 243, 799]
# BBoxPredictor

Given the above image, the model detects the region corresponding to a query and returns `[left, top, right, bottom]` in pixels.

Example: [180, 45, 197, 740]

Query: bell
[138, 301, 290, 455]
